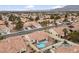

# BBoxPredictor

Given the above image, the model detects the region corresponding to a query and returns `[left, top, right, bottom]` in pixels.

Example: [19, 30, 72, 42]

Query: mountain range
[51, 5, 79, 12]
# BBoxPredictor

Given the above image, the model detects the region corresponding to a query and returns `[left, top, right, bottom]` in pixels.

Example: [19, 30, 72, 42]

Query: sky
[0, 5, 66, 11]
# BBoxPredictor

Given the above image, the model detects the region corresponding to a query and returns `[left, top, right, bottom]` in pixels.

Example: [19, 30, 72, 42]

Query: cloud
[24, 5, 35, 10]
[52, 5, 66, 9]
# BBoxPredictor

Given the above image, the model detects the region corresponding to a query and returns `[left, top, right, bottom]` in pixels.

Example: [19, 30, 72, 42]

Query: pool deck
[33, 37, 55, 49]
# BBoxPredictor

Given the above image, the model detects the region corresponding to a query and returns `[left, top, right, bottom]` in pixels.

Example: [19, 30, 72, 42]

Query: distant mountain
[51, 5, 79, 12]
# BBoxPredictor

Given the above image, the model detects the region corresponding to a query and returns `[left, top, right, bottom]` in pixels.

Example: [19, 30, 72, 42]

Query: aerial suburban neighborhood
[0, 5, 79, 53]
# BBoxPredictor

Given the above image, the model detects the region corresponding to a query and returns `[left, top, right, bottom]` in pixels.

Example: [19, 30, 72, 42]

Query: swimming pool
[37, 41, 47, 48]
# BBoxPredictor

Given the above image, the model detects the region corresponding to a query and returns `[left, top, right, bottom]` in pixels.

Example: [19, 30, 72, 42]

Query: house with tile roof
[0, 36, 34, 53]
[25, 31, 56, 49]
[23, 21, 42, 30]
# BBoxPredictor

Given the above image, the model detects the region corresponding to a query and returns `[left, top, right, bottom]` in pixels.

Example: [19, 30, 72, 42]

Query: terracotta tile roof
[53, 26, 68, 36]
[0, 20, 5, 25]
[24, 21, 41, 28]
[21, 18, 27, 23]
[0, 36, 27, 53]
[0, 25, 6, 29]
[53, 21, 79, 36]
[27, 31, 49, 41]
[55, 45, 79, 53]
[24, 22, 33, 27]
[71, 22, 79, 31]
[0, 20, 9, 31]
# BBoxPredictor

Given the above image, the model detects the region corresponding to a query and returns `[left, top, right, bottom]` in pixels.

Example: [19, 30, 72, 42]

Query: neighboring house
[23, 21, 42, 30]
[8, 21, 16, 32]
[0, 36, 33, 53]
[0, 20, 5, 25]
[27, 31, 49, 43]
[0, 20, 11, 35]
[2, 15, 9, 21]
[49, 26, 68, 37]
[21, 17, 29, 23]
[48, 28, 58, 36]
[0, 25, 10, 35]
[0, 26, 11, 35]
[70, 21, 79, 31]
[55, 44, 79, 53]
[48, 21, 79, 38]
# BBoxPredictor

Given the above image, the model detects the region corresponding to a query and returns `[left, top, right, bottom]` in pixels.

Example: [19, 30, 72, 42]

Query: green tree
[35, 16, 39, 21]
[50, 14, 54, 19]
[55, 15, 61, 19]
[63, 14, 69, 22]
[77, 13, 79, 16]
[0, 15, 2, 20]
[29, 17, 34, 21]
[0, 33, 3, 40]
[68, 31, 79, 43]
[15, 20, 23, 30]
[39, 20, 49, 27]
[54, 40, 58, 43]
[53, 15, 60, 26]
[9, 14, 15, 21]
[15, 17, 21, 23]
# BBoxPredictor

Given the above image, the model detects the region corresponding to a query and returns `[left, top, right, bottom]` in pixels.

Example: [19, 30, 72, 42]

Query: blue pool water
[37, 41, 47, 48]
